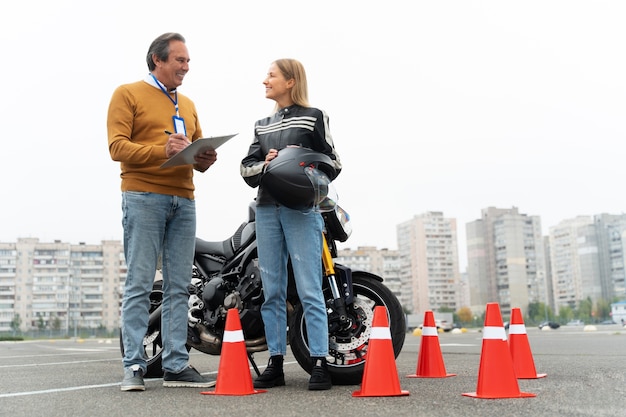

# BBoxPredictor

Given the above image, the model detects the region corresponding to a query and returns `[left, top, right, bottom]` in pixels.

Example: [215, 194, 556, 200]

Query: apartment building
[0, 238, 125, 333]
[396, 211, 460, 316]
[548, 214, 626, 310]
[594, 213, 626, 300]
[335, 246, 405, 308]
[466, 207, 547, 317]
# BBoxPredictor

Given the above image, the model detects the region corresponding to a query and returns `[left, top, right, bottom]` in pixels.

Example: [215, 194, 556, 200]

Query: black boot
[254, 355, 285, 388]
[308, 357, 332, 390]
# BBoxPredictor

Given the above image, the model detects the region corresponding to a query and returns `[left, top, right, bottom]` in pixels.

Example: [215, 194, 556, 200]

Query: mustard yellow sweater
[107, 80, 203, 199]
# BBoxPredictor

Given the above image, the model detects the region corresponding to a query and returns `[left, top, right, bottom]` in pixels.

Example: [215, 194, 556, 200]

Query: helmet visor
[304, 166, 337, 212]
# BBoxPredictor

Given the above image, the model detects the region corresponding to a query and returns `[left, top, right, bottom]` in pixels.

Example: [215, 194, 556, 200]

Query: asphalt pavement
[1, 324, 625, 417]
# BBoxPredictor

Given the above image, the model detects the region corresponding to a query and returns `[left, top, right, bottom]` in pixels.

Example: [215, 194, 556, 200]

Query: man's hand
[165, 132, 190, 158]
[194, 148, 217, 172]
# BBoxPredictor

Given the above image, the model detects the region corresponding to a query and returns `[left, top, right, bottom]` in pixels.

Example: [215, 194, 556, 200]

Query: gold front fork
[322, 233, 335, 277]
[322, 233, 344, 303]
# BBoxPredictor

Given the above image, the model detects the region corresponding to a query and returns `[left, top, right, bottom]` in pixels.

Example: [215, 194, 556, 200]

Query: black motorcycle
[121, 201, 405, 385]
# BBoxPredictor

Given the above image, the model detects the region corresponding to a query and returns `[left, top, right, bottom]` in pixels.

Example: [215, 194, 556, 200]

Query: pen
[164, 130, 173, 135]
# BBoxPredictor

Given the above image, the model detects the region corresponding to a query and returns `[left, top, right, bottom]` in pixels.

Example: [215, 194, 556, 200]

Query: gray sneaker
[163, 365, 216, 388]
[121, 365, 145, 391]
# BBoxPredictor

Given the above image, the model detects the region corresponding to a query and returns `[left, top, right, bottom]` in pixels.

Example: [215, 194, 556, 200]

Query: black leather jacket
[240, 104, 342, 206]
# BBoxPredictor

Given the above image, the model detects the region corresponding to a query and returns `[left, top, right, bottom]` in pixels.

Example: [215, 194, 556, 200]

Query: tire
[119, 280, 188, 378]
[288, 272, 406, 385]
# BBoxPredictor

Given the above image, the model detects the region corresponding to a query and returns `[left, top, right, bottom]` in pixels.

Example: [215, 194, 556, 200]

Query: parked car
[566, 320, 584, 326]
[599, 319, 615, 325]
[418, 319, 454, 332]
[539, 321, 560, 330]
[436, 319, 454, 332]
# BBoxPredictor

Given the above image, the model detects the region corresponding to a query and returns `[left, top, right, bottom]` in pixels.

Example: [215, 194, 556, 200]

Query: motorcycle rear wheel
[288, 272, 406, 385]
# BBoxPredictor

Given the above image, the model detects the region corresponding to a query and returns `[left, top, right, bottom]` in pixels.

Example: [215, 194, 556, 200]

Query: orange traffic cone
[508, 307, 547, 379]
[201, 308, 266, 396]
[462, 303, 535, 399]
[407, 310, 456, 378]
[352, 305, 409, 397]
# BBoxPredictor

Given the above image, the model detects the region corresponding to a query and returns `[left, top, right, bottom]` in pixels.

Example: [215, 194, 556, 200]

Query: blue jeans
[256, 204, 328, 358]
[120, 191, 195, 374]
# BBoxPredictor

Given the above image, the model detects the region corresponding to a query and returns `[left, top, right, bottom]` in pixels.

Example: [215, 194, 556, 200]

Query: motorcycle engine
[187, 261, 266, 353]
[201, 277, 226, 310]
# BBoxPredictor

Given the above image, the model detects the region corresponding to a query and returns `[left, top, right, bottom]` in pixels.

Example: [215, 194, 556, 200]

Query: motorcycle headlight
[335, 206, 352, 239]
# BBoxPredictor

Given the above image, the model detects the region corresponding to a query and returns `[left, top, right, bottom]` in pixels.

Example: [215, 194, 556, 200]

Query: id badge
[173, 115, 186, 136]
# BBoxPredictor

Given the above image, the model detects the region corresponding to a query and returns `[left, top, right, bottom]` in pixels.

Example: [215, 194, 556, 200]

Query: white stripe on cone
[223, 329, 244, 343]
[508, 324, 526, 335]
[422, 326, 438, 337]
[370, 326, 391, 340]
[482, 326, 507, 341]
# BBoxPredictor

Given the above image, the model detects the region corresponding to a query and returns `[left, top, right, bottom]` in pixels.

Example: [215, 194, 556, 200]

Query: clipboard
[160, 133, 238, 168]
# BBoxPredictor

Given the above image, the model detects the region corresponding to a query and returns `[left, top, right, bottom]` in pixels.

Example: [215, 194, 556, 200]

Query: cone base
[406, 373, 456, 378]
[201, 389, 267, 396]
[462, 391, 536, 399]
[352, 389, 410, 398]
[518, 373, 547, 379]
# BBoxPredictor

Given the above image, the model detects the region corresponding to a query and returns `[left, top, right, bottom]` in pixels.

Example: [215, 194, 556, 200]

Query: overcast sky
[2, 1, 625, 269]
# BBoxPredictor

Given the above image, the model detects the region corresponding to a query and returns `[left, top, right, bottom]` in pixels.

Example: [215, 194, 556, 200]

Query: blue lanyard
[151, 74, 179, 116]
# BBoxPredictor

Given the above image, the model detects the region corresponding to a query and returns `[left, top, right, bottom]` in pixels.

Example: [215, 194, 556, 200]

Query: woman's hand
[264, 148, 278, 166]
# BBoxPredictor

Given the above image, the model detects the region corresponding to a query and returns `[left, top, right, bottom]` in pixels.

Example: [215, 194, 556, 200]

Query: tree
[578, 297, 593, 322]
[51, 316, 62, 331]
[593, 298, 611, 321]
[559, 305, 573, 323]
[10, 314, 22, 336]
[456, 306, 473, 324]
[527, 302, 552, 324]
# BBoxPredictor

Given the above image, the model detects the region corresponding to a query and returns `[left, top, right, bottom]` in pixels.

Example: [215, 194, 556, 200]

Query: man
[107, 32, 217, 391]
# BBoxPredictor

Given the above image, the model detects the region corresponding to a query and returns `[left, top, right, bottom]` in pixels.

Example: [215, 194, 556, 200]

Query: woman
[240, 59, 341, 390]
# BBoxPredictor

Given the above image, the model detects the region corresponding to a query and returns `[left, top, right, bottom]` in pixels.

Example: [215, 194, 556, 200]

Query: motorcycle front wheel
[288, 271, 406, 385]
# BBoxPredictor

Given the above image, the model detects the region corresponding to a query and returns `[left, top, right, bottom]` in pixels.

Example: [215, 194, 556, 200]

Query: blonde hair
[272, 58, 309, 112]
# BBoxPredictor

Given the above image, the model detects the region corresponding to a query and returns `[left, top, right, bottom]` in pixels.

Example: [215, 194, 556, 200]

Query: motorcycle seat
[194, 237, 234, 259]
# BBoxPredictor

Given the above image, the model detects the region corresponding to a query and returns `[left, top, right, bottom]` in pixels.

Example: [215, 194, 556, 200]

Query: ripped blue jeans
[255, 204, 328, 358]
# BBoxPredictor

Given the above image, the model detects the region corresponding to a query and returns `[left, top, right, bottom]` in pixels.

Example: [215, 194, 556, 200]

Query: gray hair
[146, 32, 186, 71]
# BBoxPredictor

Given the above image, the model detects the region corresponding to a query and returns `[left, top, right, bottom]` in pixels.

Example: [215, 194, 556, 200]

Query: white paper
[160, 134, 238, 168]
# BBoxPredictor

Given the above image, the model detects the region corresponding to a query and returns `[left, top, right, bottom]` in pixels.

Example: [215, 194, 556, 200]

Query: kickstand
[248, 352, 261, 377]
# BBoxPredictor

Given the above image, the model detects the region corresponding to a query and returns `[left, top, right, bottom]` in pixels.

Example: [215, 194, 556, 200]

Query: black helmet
[261, 146, 337, 210]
